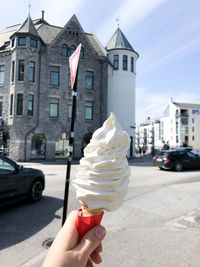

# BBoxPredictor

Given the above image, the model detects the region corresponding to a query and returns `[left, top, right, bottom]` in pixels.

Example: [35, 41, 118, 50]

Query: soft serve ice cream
[73, 112, 130, 213]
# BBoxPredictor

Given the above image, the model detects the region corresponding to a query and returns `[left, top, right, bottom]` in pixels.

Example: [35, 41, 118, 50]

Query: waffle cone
[80, 201, 104, 216]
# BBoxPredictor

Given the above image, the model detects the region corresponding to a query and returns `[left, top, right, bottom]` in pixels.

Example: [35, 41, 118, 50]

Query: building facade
[106, 28, 139, 157]
[137, 98, 200, 153]
[0, 13, 138, 161]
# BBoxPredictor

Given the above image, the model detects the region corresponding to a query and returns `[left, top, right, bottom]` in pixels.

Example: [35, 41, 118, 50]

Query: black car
[0, 156, 45, 207]
[153, 149, 200, 171]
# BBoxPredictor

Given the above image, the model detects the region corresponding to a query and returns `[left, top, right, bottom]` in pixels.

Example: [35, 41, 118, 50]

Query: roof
[14, 15, 40, 38]
[106, 27, 138, 55]
[36, 24, 62, 44]
[0, 17, 44, 47]
[0, 15, 109, 57]
[86, 33, 107, 57]
[173, 102, 200, 109]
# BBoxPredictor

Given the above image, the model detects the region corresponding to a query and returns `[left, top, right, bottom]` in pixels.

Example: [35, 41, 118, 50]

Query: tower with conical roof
[106, 28, 139, 157]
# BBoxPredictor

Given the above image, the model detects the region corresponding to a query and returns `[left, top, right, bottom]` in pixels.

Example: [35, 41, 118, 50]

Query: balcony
[176, 109, 189, 117]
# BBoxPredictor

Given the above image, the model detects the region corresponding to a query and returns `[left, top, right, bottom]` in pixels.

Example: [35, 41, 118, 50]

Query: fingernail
[95, 226, 106, 239]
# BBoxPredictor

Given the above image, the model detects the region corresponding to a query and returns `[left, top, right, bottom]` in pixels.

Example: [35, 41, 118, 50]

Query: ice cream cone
[76, 201, 104, 242]
[81, 201, 104, 216]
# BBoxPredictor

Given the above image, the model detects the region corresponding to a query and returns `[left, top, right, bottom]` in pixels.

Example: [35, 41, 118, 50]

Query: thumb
[77, 225, 106, 261]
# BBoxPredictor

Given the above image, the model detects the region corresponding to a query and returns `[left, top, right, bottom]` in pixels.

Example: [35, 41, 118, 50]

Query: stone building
[0, 13, 138, 161]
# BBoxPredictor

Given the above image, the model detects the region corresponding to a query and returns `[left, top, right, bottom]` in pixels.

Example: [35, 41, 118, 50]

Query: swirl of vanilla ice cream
[72, 112, 130, 212]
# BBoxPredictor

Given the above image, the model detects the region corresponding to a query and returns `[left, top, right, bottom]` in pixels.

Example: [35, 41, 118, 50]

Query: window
[12, 38, 15, 47]
[30, 38, 38, 48]
[85, 101, 93, 120]
[29, 62, 35, 82]
[131, 57, 134, 72]
[62, 44, 68, 57]
[176, 136, 179, 143]
[192, 109, 199, 114]
[70, 45, 76, 55]
[123, 55, 128, 70]
[192, 118, 194, 123]
[80, 47, 84, 59]
[68, 69, 71, 88]
[10, 94, 13, 115]
[181, 118, 188, 125]
[49, 98, 59, 118]
[0, 65, 5, 85]
[28, 95, 34, 116]
[50, 66, 59, 86]
[113, 55, 119, 70]
[18, 37, 26, 46]
[192, 136, 195, 141]
[180, 126, 188, 134]
[0, 158, 15, 172]
[85, 71, 93, 90]
[68, 99, 72, 118]
[17, 94, 23, 115]
[18, 60, 25, 81]
[0, 96, 3, 117]
[192, 127, 194, 132]
[11, 61, 15, 82]
[176, 118, 178, 134]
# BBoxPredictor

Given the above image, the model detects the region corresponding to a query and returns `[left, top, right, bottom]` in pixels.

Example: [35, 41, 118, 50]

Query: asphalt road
[0, 158, 200, 267]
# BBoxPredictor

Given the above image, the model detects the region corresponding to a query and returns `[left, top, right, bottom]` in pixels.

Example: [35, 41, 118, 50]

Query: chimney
[42, 10, 44, 20]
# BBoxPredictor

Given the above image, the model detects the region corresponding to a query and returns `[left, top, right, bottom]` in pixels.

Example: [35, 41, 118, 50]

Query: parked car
[0, 155, 45, 207]
[153, 149, 200, 171]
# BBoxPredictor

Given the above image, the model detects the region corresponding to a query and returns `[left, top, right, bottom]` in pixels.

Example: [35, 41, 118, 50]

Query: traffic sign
[69, 44, 82, 89]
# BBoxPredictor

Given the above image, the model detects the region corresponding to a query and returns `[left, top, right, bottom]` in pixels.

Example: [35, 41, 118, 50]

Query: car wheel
[29, 179, 43, 202]
[159, 167, 163, 170]
[175, 162, 182, 172]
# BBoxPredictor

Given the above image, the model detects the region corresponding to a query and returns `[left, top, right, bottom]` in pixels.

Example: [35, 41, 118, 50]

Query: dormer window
[30, 38, 38, 48]
[12, 38, 15, 47]
[4, 41, 10, 47]
[18, 37, 26, 46]
[62, 44, 68, 57]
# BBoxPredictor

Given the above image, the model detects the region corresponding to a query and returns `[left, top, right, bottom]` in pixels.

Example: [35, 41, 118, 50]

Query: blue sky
[1, 0, 200, 125]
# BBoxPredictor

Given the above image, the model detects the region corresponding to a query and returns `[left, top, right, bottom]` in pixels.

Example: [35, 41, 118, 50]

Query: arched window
[31, 134, 46, 159]
[55, 132, 69, 158]
[70, 45, 76, 55]
[80, 47, 84, 59]
[62, 44, 68, 57]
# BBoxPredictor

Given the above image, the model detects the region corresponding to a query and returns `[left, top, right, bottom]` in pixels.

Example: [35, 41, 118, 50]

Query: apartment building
[137, 98, 200, 153]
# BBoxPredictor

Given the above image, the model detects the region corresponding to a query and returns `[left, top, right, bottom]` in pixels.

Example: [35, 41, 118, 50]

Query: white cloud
[98, 0, 167, 45]
[140, 36, 200, 74]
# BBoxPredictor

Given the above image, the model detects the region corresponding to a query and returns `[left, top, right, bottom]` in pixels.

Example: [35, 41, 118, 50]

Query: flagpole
[62, 44, 81, 226]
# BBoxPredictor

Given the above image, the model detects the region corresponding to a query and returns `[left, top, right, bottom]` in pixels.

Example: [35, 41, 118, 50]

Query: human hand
[42, 210, 106, 267]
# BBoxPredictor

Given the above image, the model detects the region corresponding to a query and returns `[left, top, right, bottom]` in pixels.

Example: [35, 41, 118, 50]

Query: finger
[90, 250, 102, 264]
[76, 225, 106, 263]
[51, 211, 78, 251]
[86, 257, 94, 267]
[95, 243, 102, 253]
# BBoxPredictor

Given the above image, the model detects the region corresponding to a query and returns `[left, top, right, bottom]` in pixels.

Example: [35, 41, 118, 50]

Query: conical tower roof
[106, 27, 136, 53]
[16, 15, 40, 38]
